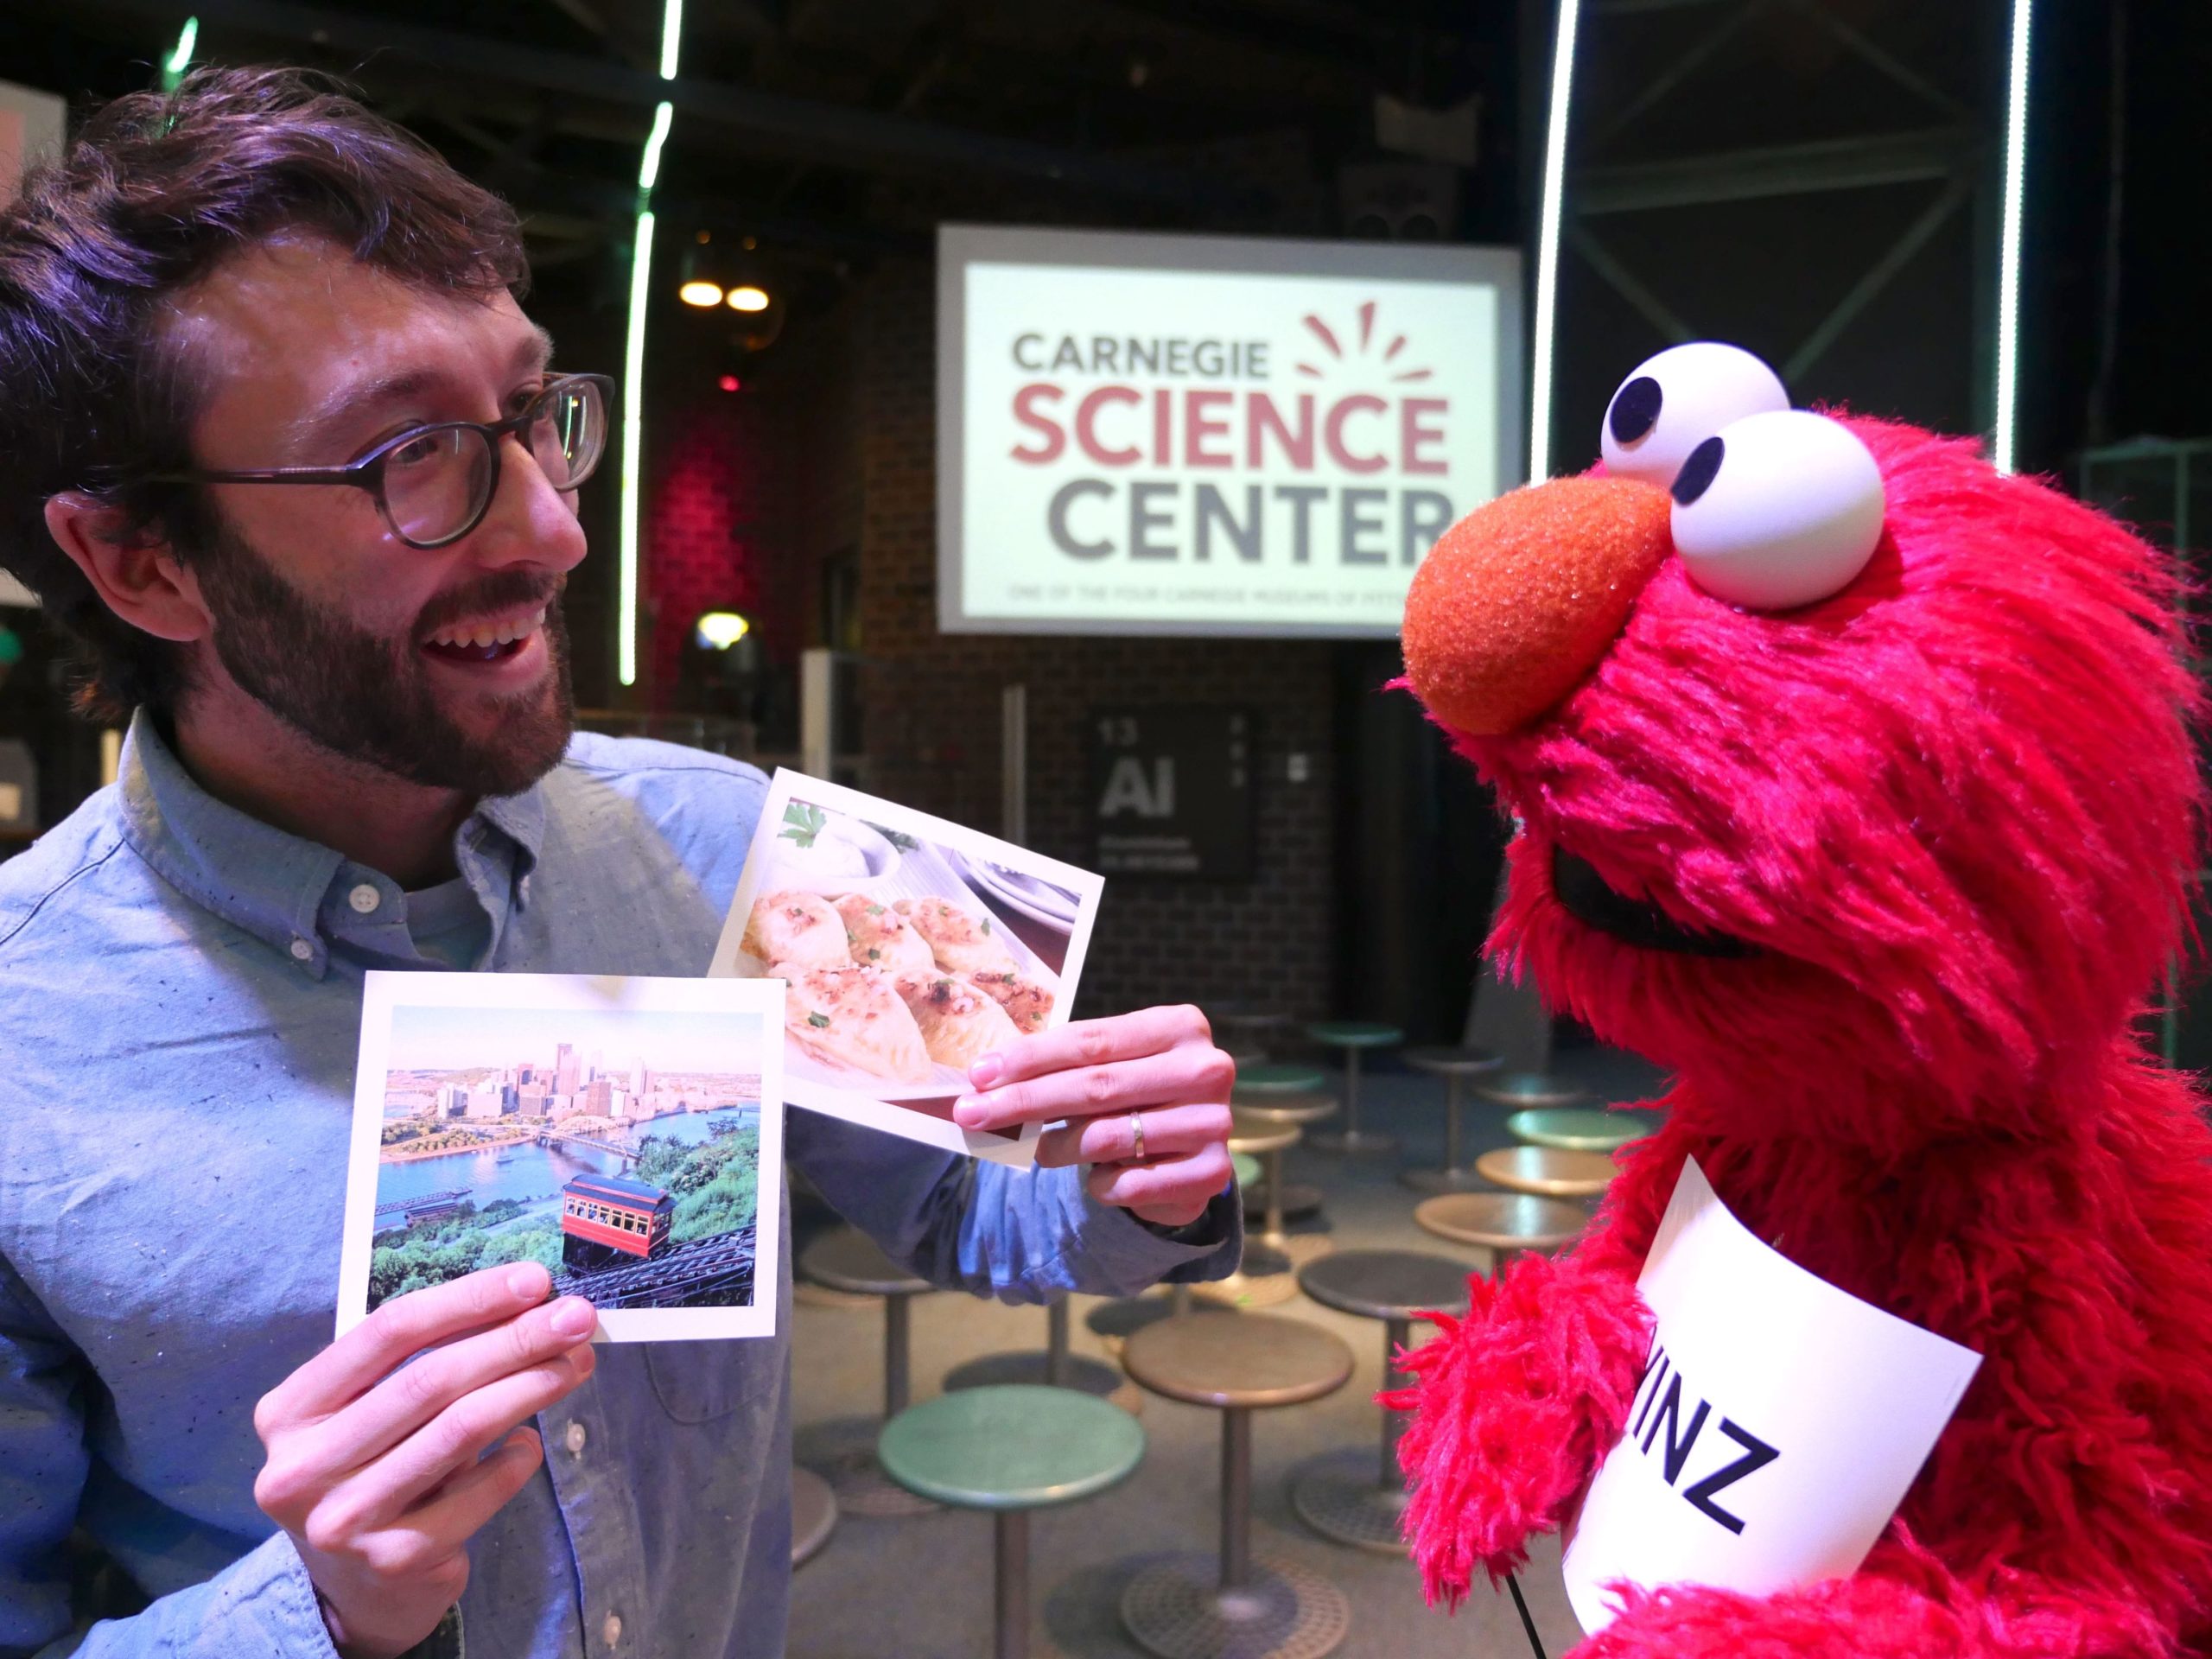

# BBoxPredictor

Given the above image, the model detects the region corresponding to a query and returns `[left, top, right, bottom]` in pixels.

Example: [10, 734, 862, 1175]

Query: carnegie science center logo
[1000, 299, 1462, 573]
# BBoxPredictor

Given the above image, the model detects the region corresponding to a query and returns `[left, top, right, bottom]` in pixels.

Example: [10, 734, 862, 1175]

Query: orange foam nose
[1401, 474, 1675, 736]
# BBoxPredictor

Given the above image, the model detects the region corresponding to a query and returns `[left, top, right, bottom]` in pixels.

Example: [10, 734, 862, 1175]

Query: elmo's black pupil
[1672, 435, 1726, 505]
[1609, 376, 1663, 444]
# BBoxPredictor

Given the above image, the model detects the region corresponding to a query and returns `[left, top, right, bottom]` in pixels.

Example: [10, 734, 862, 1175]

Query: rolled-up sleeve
[0, 1259, 340, 1659]
[790, 1113, 1241, 1303]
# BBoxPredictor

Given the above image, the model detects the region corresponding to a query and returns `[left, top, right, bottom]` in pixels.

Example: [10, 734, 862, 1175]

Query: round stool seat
[1234, 1063, 1328, 1096]
[800, 1229, 931, 1297]
[880, 1384, 1145, 1510]
[1123, 1312, 1353, 1409]
[1304, 1020, 1402, 1048]
[1415, 1192, 1587, 1253]
[1296, 1250, 1471, 1323]
[1230, 1150, 1262, 1189]
[1226, 1111, 1299, 1157]
[1476, 1144, 1616, 1198]
[1231, 1089, 1336, 1125]
[1474, 1071, 1595, 1111]
[1402, 1045, 1503, 1078]
[791, 1465, 837, 1567]
[1507, 1106, 1657, 1153]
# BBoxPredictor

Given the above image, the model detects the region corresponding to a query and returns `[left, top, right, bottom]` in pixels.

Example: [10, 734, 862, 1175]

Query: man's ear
[41, 494, 212, 645]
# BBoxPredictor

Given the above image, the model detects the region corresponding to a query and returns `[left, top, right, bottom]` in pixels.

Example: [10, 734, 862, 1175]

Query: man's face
[166, 238, 588, 795]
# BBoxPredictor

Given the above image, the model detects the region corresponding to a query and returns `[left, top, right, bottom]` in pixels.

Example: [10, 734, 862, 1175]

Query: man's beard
[190, 524, 575, 798]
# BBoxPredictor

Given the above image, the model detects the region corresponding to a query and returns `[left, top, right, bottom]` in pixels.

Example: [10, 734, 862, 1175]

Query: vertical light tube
[618, 208, 656, 690]
[1992, 0, 2033, 474]
[619, 0, 684, 689]
[1529, 0, 1585, 484]
[162, 16, 199, 92]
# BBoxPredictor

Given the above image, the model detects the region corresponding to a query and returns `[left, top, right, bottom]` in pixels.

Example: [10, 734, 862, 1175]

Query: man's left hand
[951, 1005, 1236, 1229]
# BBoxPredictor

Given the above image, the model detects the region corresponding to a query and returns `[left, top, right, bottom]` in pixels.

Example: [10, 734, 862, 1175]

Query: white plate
[950, 851, 1082, 929]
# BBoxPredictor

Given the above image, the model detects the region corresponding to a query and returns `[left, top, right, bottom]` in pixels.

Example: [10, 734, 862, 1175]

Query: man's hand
[952, 1005, 1236, 1228]
[252, 1262, 598, 1659]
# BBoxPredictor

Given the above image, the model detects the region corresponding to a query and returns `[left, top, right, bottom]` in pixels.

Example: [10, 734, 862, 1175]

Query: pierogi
[899, 976, 1022, 1071]
[965, 969, 1055, 1035]
[834, 894, 936, 980]
[776, 960, 931, 1082]
[895, 896, 1018, 976]
[742, 890, 849, 969]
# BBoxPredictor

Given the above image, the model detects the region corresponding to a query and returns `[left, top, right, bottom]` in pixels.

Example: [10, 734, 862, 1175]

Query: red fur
[1391, 417, 2212, 1656]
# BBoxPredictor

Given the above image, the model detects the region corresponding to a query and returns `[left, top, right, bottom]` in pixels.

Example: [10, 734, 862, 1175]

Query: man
[0, 67, 1239, 1659]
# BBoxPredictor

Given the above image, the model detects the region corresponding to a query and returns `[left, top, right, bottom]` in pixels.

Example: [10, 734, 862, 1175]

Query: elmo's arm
[1388, 1133, 1686, 1605]
[1579, 1540, 2172, 1659]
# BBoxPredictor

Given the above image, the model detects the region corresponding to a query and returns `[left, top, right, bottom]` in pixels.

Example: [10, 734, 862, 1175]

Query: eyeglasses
[149, 373, 613, 550]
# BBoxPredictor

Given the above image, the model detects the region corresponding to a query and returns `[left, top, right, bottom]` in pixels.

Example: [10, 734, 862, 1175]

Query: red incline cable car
[560, 1173, 673, 1267]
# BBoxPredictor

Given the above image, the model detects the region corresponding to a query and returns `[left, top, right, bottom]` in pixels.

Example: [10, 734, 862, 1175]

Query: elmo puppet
[1390, 342, 2212, 1656]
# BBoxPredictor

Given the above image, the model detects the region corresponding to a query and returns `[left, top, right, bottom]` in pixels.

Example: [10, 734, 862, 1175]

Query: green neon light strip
[618, 208, 656, 689]
[659, 0, 685, 80]
[638, 100, 674, 192]
[1528, 0, 1583, 483]
[1992, 0, 2031, 475]
[619, 0, 683, 690]
[162, 16, 199, 91]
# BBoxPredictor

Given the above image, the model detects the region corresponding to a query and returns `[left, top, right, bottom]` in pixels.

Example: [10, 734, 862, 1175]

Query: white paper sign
[1562, 1157, 1980, 1633]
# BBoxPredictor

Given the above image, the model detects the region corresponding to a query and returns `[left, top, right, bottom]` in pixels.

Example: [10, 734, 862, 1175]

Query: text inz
[1625, 1345, 1781, 1535]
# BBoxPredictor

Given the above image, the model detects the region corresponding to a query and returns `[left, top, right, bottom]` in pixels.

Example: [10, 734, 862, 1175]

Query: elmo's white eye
[1669, 410, 1885, 611]
[1601, 342, 1789, 489]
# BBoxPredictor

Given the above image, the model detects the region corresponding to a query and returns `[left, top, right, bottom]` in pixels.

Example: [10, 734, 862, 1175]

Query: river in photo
[377, 1104, 760, 1217]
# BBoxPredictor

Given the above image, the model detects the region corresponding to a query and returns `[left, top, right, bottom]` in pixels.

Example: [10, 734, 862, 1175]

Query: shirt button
[601, 1613, 622, 1648]
[289, 938, 314, 962]
[347, 883, 381, 914]
[565, 1420, 588, 1457]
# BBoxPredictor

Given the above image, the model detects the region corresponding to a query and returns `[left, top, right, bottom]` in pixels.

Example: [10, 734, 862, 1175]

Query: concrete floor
[786, 1043, 1669, 1659]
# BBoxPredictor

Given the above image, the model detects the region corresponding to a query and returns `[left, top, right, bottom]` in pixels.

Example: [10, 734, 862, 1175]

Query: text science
[938, 226, 1523, 638]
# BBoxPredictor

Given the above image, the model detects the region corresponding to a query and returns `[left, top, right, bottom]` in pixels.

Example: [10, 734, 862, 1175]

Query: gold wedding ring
[1128, 1111, 1146, 1161]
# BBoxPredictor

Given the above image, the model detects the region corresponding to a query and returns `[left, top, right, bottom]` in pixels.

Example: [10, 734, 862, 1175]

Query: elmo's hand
[1386, 1249, 1652, 1605]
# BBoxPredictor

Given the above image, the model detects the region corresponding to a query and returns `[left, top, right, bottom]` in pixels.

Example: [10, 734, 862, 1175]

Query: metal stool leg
[1047, 1299, 1070, 1389]
[1401, 1074, 1485, 1192]
[885, 1294, 910, 1417]
[1220, 1406, 1251, 1592]
[996, 1510, 1029, 1659]
[1444, 1079, 1464, 1176]
[1292, 1316, 1418, 1553]
[1313, 1044, 1396, 1155]
[1262, 1147, 1287, 1244]
[1122, 1402, 1351, 1656]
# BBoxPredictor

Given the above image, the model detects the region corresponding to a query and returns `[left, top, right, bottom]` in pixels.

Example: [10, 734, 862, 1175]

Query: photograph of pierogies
[715, 776, 1096, 1112]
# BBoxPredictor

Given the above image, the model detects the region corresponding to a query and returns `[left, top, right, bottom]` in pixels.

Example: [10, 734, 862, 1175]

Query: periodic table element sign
[1089, 708, 1257, 880]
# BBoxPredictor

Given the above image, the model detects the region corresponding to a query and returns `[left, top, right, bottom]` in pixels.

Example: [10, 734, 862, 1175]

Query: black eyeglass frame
[145, 372, 616, 550]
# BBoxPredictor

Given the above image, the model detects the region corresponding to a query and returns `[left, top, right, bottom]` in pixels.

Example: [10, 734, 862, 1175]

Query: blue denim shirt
[0, 715, 1238, 1659]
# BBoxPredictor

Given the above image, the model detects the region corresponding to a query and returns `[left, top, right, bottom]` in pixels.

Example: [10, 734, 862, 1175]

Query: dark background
[2, 0, 2205, 1045]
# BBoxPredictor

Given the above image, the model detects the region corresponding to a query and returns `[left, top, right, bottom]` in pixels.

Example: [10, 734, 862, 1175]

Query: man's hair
[0, 65, 529, 723]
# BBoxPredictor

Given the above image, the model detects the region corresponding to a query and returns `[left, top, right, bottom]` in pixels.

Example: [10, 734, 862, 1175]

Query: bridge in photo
[534, 1127, 639, 1166]
[552, 1229, 757, 1311]
[374, 1190, 468, 1220]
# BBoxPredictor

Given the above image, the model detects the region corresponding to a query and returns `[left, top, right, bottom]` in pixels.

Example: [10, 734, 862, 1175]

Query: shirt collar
[118, 709, 548, 978]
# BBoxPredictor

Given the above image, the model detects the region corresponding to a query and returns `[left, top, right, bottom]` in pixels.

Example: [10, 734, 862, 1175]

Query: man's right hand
[252, 1262, 599, 1659]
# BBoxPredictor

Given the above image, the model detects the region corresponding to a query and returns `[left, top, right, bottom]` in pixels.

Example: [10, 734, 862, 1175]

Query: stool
[880, 1383, 1145, 1659]
[1234, 1063, 1328, 1098]
[791, 1465, 838, 1567]
[1230, 1092, 1327, 1247]
[944, 1295, 1134, 1408]
[1290, 1250, 1471, 1552]
[1208, 1004, 1294, 1063]
[1414, 1192, 1587, 1268]
[1192, 1114, 1302, 1309]
[1507, 1106, 1657, 1153]
[1119, 1313, 1356, 1659]
[1475, 1145, 1616, 1198]
[1397, 1046, 1504, 1194]
[1474, 1071, 1596, 1114]
[1304, 1021, 1403, 1155]
[798, 1227, 940, 1516]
